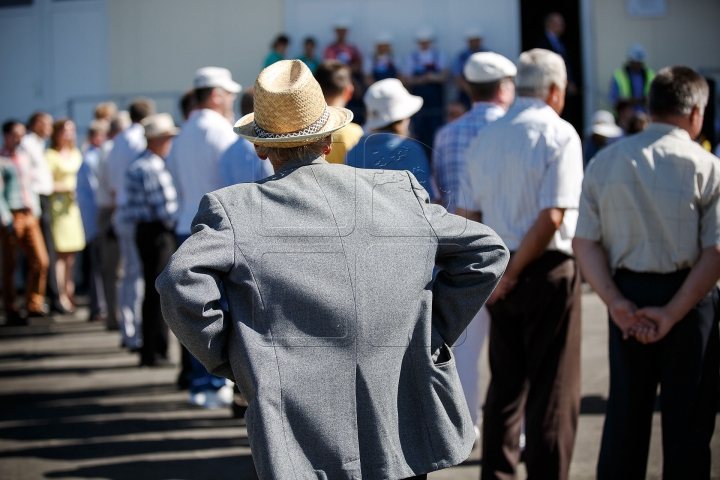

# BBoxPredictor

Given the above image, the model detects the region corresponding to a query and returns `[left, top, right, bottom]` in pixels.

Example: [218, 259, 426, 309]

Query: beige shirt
[576, 122, 720, 273]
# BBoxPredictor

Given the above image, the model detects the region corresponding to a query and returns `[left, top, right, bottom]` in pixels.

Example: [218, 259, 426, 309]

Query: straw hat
[363, 78, 423, 131]
[234, 60, 353, 148]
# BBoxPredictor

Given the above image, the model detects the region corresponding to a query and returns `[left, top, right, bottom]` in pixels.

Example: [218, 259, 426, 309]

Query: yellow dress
[45, 148, 85, 253]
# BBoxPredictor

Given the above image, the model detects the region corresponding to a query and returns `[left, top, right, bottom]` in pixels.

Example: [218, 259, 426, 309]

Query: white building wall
[107, 0, 284, 116]
[0, 0, 109, 124]
[591, 0, 720, 111]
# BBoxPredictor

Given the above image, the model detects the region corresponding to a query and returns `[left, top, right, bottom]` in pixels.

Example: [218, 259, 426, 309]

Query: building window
[0, 0, 32, 7]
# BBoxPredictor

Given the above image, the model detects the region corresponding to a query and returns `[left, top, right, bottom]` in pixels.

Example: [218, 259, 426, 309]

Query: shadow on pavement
[44, 455, 256, 480]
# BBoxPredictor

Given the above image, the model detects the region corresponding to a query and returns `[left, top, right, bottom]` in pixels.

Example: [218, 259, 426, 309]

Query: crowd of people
[1, 13, 719, 480]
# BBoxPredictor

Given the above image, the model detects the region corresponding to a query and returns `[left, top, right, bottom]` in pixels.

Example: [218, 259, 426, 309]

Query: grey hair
[515, 48, 567, 99]
[255, 135, 331, 165]
[648, 66, 709, 117]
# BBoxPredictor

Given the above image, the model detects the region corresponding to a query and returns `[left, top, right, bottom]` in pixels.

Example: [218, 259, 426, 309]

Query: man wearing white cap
[432, 51, 516, 445]
[610, 43, 655, 113]
[457, 49, 583, 480]
[453, 28, 488, 109]
[124, 113, 179, 368]
[403, 28, 448, 153]
[165, 66, 239, 407]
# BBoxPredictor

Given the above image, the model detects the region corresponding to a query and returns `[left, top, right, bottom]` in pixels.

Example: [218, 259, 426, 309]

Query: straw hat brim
[234, 106, 354, 148]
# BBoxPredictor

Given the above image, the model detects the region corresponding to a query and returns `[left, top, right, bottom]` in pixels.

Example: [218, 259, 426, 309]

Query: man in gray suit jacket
[157, 60, 508, 480]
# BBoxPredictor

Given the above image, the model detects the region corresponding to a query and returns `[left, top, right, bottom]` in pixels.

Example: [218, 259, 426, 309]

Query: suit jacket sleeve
[409, 172, 509, 347]
[156, 192, 236, 381]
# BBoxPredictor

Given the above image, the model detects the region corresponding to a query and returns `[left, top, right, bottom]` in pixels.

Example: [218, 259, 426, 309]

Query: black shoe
[140, 357, 174, 368]
[6, 311, 27, 326]
[51, 304, 71, 315]
[27, 304, 51, 318]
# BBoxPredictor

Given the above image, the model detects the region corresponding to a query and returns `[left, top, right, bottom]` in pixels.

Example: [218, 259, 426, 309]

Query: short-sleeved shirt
[324, 43, 362, 66]
[0, 157, 23, 227]
[346, 133, 437, 201]
[432, 102, 506, 211]
[218, 138, 274, 187]
[124, 150, 178, 230]
[264, 51, 285, 68]
[403, 49, 446, 77]
[0, 148, 40, 217]
[458, 97, 584, 255]
[576, 122, 720, 273]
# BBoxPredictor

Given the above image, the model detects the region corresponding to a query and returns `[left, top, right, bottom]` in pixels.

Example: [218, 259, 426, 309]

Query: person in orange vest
[610, 43, 655, 113]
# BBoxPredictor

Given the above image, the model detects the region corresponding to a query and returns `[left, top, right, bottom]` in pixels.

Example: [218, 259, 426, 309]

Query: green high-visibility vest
[613, 66, 656, 99]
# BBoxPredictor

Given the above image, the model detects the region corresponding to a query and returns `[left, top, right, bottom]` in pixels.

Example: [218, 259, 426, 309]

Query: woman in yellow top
[45, 119, 85, 313]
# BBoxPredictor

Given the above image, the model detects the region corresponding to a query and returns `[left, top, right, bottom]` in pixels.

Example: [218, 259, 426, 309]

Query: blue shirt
[432, 102, 506, 211]
[76, 146, 101, 242]
[218, 138, 274, 188]
[346, 133, 436, 200]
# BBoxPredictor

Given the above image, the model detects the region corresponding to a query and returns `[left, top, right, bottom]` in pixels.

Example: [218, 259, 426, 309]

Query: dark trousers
[86, 237, 107, 320]
[97, 206, 119, 330]
[597, 269, 719, 480]
[482, 251, 581, 480]
[39, 195, 61, 310]
[136, 221, 176, 365]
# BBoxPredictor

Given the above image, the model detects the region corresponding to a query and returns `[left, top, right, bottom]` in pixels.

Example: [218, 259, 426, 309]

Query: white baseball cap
[416, 27, 435, 42]
[194, 67, 241, 94]
[627, 43, 647, 62]
[463, 52, 517, 83]
[363, 78, 423, 131]
[334, 18, 352, 30]
[464, 27, 484, 40]
[587, 110, 622, 138]
[375, 32, 394, 45]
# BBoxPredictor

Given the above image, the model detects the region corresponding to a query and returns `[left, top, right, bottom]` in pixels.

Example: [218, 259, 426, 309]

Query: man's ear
[344, 83, 355, 102]
[254, 144, 268, 160]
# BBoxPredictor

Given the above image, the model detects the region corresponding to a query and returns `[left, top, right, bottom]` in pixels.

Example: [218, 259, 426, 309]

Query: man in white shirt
[21, 112, 63, 313]
[108, 99, 156, 350]
[167, 67, 239, 244]
[96, 112, 131, 331]
[165, 66, 239, 408]
[457, 49, 584, 480]
[432, 51, 516, 443]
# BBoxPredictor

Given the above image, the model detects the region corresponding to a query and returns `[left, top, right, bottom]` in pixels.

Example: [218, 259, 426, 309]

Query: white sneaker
[188, 391, 207, 407]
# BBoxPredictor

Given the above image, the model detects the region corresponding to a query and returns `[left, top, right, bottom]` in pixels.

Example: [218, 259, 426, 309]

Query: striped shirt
[124, 150, 177, 230]
[458, 97, 584, 255]
[432, 102, 506, 212]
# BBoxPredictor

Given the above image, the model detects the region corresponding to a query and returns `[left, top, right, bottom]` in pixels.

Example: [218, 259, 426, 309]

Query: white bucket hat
[586, 110, 623, 138]
[194, 67, 241, 94]
[415, 27, 435, 42]
[464, 27, 484, 40]
[363, 78, 423, 131]
[234, 60, 353, 148]
[141, 113, 179, 139]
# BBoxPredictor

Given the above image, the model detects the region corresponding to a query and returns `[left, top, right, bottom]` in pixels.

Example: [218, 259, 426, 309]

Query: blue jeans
[176, 232, 228, 394]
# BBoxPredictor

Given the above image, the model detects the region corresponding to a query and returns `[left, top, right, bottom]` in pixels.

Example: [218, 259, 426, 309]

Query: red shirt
[324, 42, 362, 66]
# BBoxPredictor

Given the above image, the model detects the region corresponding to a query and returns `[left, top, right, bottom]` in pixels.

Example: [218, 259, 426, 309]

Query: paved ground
[0, 291, 718, 479]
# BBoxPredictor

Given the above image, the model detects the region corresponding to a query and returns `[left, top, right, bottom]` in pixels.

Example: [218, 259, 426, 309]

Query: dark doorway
[520, 0, 584, 134]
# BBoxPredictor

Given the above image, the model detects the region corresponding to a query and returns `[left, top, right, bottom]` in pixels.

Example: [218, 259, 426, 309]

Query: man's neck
[650, 115, 695, 136]
[325, 96, 347, 108]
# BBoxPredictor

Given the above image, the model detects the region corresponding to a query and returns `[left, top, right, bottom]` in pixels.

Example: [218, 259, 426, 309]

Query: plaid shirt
[432, 102, 506, 212]
[124, 150, 177, 229]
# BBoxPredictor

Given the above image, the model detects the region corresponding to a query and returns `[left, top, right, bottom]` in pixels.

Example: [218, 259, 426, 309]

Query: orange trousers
[0, 210, 49, 314]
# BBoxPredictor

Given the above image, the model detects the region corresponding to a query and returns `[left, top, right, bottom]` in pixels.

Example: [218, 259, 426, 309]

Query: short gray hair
[515, 48, 567, 99]
[649, 66, 709, 117]
[255, 135, 331, 165]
